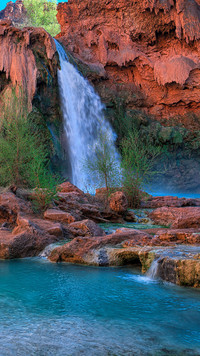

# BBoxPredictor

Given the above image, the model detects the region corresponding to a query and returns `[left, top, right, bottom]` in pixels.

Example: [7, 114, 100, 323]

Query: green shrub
[121, 130, 162, 207]
[0, 87, 60, 211]
[23, 0, 60, 37]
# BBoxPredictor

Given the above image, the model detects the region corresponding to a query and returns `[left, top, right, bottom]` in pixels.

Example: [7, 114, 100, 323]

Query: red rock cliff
[0, 0, 26, 27]
[0, 19, 57, 108]
[57, 0, 200, 124]
[0, 19, 64, 174]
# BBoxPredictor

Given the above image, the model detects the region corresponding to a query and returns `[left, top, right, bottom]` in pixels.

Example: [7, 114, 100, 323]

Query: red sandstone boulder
[150, 229, 200, 245]
[124, 210, 136, 222]
[95, 188, 109, 200]
[141, 196, 200, 209]
[44, 209, 75, 224]
[149, 207, 200, 228]
[68, 219, 105, 238]
[116, 228, 152, 247]
[58, 181, 84, 195]
[56, 188, 122, 223]
[0, 226, 60, 259]
[13, 214, 64, 237]
[0, 191, 32, 226]
[0, 191, 32, 215]
[48, 229, 152, 264]
[109, 191, 128, 213]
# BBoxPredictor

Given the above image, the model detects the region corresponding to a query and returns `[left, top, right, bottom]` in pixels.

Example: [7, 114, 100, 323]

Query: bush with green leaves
[0, 88, 60, 211]
[30, 164, 60, 212]
[23, 0, 60, 37]
[121, 130, 162, 207]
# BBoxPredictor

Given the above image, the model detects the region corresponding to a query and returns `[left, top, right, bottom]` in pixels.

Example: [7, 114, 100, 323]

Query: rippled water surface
[0, 259, 200, 355]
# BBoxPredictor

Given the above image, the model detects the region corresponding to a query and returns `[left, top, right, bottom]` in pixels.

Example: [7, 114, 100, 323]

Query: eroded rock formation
[0, 0, 26, 27]
[0, 182, 200, 287]
[0, 18, 65, 171]
[0, 19, 57, 108]
[57, 0, 200, 124]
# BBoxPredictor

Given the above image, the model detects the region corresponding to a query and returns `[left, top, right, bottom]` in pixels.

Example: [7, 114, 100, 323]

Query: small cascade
[39, 240, 71, 258]
[39, 243, 58, 258]
[55, 39, 120, 192]
[146, 259, 160, 279]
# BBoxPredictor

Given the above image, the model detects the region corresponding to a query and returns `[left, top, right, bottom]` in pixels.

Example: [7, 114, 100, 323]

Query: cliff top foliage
[23, 0, 60, 37]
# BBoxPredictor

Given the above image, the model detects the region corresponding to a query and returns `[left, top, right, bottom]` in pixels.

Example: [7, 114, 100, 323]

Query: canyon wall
[57, 0, 200, 127]
[0, 0, 200, 193]
[0, 19, 58, 113]
[0, 0, 26, 27]
[56, 0, 200, 194]
[0, 18, 65, 174]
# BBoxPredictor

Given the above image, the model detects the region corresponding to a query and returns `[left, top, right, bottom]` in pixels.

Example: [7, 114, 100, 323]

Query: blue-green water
[0, 259, 200, 355]
[99, 222, 164, 234]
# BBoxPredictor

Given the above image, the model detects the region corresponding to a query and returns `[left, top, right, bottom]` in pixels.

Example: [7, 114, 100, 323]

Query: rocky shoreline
[0, 182, 200, 288]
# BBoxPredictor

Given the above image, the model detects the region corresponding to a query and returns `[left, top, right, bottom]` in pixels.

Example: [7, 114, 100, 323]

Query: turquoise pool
[0, 259, 200, 355]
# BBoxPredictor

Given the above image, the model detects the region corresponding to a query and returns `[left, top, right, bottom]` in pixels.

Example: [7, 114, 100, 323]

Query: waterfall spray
[146, 259, 160, 279]
[55, 40, 120, 192]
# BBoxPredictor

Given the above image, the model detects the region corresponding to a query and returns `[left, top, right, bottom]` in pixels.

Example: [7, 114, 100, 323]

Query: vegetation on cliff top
[23, 0, 60, 36]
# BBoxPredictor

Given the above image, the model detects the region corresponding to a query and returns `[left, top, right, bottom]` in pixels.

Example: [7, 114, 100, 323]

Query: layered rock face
[0, 19, 64, 171]
[57, 0, 200, 124]
[0, 19, 57, 108]
[0, 0, 26, 27]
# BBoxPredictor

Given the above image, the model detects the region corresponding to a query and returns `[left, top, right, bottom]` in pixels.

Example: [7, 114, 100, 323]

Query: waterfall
[55, 40, 120, 192]
[146, 259, 160, 279]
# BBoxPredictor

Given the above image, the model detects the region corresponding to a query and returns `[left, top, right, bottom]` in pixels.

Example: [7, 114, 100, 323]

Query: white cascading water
[55, 39, 120, 192]
[146, 259, 160, 279]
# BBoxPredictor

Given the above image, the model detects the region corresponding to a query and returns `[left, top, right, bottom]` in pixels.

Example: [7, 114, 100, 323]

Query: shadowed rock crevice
[0, 70, 10, 93]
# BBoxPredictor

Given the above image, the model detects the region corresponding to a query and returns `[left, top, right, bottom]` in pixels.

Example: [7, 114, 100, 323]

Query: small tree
[84, 133, 121, 196]
[23, 0, 60, 37]
[121, 130, 162, 207]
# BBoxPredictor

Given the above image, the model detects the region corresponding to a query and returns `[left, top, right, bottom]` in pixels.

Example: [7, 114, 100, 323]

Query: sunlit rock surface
[141, 195, 200, 208]
[49, 232, 200, 287]
[0, 0, 26, 27]
[0, 184, 200, 287]
[57, 0, 200, 122]
[0, 20, 57, 109]
[149, 206, 200, 227]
